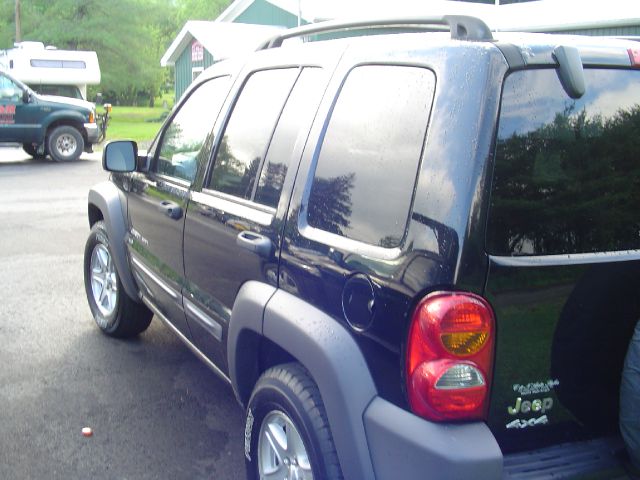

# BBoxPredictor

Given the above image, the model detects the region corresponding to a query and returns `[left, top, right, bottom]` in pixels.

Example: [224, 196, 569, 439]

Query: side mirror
[102, 140, 138, 172]
[95, 92, 103, 105]
[22, 89, 31, 103]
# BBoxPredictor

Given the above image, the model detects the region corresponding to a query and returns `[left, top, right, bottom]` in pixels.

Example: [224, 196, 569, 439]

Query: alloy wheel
[258, 410, 313, 480]
[90, 243, 118, 320]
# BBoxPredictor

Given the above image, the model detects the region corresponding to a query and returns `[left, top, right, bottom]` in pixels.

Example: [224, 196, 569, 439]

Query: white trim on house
[216, 0, 255, 23]
[160, 20, 282, 67]
[216, 0, 310, 23]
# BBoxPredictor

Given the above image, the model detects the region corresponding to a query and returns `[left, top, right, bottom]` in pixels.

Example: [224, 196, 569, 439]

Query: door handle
[236, 231, 272, 257]
[159, 200, 183, 220]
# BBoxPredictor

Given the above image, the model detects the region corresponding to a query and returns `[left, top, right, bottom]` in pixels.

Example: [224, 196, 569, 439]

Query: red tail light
[406, 291, 495, 421]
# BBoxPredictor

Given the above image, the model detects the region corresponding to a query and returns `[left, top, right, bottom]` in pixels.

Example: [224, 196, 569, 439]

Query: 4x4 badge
[506, 415, 549, 430]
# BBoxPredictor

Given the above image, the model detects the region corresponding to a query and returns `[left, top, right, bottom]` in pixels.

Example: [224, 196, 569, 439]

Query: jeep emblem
[508, 396, 553, 415]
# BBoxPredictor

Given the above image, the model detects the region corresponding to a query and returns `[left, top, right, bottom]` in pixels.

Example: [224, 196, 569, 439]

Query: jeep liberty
[84, 16, 640, 479]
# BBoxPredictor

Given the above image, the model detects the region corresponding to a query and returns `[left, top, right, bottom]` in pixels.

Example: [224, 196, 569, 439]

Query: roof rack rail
[257, 15, 493, 50]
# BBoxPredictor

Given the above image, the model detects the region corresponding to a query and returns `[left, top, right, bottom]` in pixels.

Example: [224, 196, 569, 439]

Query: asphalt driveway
[0, 147, 246, 480]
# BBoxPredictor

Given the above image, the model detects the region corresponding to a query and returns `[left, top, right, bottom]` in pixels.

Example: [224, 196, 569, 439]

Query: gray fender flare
[227, 281, 377, 480]
[87, 181, 139, 300]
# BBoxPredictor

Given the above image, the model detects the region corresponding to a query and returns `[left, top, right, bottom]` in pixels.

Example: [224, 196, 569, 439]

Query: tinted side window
[307, 65, 435, 247]
[254, 68, 325, 208]
[488, 69, 640, 256]
[208, 69, 299, 199]
[156, 76, 230, 182]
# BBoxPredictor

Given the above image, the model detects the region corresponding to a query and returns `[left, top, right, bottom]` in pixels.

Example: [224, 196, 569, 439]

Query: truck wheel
[48, 125, 84, 162]
[244, 363, 343, 480]
[621, 319, 640, 470]
[22, 143, 44, 159]
[83, 221, 152, 338]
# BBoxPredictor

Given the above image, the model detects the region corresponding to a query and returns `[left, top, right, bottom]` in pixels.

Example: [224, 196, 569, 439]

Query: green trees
[176, 0, 232, 25]
[0, 0, 232, 105]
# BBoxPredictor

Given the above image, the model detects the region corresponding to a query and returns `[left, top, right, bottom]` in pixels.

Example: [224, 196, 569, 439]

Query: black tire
[47, 125, 84, 162]
[83, 221, 152, 337]
[22, 143, 44, 158]
[244, 363, 343, 480]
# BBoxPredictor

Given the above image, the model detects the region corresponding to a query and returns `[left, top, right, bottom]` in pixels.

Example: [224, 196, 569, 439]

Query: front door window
[0, 74, 22, 126]
[155, 75, 230, 183]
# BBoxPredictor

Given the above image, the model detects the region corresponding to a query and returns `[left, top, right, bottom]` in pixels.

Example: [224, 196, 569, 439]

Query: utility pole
[15, 0, 21, 43]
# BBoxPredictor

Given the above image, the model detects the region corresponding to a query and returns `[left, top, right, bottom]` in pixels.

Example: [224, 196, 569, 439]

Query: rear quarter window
[306, 65, 435, 248]
[488, 68, 640, 256]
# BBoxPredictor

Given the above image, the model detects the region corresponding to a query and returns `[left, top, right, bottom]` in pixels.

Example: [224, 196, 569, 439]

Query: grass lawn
[102, 105, 170, 146]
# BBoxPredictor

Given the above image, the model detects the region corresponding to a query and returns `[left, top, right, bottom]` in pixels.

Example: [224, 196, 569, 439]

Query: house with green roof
[162, 0, 640, 100]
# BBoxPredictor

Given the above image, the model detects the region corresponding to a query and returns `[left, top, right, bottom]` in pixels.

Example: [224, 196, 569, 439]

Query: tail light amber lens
[406, 292, 495, 421]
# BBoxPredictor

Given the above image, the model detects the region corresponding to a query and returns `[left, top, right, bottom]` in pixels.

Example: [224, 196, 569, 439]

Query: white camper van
[0, 41, 100, 101]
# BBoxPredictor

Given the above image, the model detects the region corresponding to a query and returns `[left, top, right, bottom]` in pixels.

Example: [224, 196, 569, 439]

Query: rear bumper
[362, 397, 626, 479]
[363, 397, 503, 480]
[502, 436, 625, 479]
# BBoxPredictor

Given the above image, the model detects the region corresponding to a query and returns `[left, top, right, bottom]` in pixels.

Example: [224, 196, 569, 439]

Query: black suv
[84, 16, 640, 479]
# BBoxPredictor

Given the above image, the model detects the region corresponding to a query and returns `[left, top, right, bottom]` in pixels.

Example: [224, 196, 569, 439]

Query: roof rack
[257, 15, 493, 50]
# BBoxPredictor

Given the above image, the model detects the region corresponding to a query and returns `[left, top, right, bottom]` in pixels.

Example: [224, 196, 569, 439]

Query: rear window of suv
[487, 68, 640, 256]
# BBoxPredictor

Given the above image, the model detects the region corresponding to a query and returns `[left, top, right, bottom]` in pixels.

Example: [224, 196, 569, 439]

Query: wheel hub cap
[258, 410, 313, 480]
[56, 134, 77, 157]
[90, 243, 118, 319]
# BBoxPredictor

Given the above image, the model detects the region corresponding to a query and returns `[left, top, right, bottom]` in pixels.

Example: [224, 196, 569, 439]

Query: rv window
[30, 59, 86, 69]
[30, 84, 83, 99]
